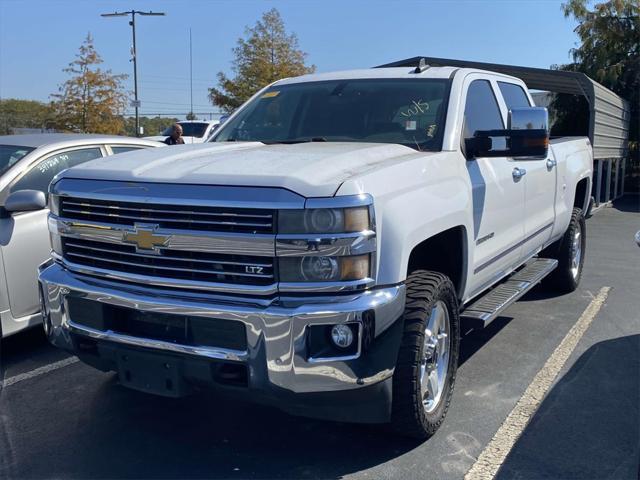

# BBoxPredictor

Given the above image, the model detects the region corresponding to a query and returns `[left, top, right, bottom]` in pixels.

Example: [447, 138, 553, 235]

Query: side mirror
[2, 190, 47, 215]
[467, 107, 549, 159]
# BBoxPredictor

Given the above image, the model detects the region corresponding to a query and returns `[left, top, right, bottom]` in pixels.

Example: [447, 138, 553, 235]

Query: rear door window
[498, 82, 532, 109]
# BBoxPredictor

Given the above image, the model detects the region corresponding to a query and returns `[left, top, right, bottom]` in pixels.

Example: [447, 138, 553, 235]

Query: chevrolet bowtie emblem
[123, 224, 169, 253]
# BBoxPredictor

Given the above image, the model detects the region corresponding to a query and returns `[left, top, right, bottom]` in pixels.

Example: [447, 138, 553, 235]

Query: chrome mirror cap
[635, 230, 640, 247]
[508, 107, 549, 132]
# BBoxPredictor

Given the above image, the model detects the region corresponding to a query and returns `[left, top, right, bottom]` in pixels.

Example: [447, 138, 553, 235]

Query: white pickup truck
[38, 61, 592, 439]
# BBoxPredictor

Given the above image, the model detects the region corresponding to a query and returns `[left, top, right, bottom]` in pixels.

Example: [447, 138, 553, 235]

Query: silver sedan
[0, 133, 162, 338]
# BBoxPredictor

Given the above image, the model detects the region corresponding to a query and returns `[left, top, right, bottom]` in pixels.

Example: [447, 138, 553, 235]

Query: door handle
[512, 167, 527, 180]
[546, 158, 557, 169]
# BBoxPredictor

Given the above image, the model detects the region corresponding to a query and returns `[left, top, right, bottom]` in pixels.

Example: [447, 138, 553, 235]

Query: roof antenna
[413, 58, 429, 74]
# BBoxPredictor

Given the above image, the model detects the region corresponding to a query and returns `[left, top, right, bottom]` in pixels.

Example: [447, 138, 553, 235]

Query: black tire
[390, 270, 460, 439]
[542, 207, 586, 293]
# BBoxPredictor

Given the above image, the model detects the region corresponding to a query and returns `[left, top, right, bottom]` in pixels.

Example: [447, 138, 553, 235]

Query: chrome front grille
[59, 197, 274, 234]
[50, 180, 307, 295]
[62, 238, 275, 286]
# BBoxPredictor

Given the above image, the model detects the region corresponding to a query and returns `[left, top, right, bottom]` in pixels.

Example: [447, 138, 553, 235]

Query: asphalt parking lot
[1, 197, 638, 480]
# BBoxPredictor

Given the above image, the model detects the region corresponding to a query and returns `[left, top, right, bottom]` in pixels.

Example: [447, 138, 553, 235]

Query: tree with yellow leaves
[51, 33, 128, 134]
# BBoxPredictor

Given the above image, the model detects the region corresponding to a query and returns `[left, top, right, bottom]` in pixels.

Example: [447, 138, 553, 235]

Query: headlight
[276, 195, 375, 290]
[278, 207, 370, 234]
[279, 255, 371, 282]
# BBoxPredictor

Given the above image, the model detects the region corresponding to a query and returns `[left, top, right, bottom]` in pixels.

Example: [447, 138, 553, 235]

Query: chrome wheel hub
[571, 228, 582, 279]
[420, 300, 450, 413]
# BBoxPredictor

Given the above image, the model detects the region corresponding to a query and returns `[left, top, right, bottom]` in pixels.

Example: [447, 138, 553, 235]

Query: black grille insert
[67, 297, 247, 351]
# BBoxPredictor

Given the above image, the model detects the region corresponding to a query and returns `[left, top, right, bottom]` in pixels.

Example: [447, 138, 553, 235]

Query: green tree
[50, 33, 128, 134]
[209, 8, 315, 112]
[0, 99, 55, 135]
[551, 1, 639, 154]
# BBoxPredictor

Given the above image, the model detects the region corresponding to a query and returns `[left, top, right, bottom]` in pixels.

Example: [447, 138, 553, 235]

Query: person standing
[164, 123, 185, 145]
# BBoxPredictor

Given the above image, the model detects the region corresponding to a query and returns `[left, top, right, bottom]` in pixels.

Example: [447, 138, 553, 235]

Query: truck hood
[62, 142, 425, 197]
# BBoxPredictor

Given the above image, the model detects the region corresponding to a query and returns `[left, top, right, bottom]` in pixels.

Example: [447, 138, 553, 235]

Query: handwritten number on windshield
[400, 100, 430, 118]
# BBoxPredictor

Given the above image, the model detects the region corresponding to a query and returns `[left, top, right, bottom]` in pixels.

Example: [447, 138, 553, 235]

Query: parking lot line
[1, 356, 79, 389]
[464, 286, 611, 480]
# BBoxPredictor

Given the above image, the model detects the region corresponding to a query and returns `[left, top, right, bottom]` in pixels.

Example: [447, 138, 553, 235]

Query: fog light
[330, 324, 354, 349]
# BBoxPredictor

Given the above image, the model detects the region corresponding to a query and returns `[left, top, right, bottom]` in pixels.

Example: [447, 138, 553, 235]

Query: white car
[144, 120, 220, 144]
[0, 134, 161, 338]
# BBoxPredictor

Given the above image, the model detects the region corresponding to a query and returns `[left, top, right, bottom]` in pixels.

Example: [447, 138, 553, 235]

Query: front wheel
[390, 270, 460, 439]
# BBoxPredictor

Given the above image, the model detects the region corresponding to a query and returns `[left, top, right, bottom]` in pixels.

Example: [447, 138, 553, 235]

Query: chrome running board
[461, 258, 558, 329]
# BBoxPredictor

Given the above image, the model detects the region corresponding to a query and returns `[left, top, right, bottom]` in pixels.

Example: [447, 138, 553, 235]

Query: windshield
[213, 79, 450, 151]
[0, 144, 35, 177]
[163, 122, 209, 138]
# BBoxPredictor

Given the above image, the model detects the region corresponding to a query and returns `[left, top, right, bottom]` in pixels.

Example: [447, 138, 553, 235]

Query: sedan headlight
[278, 206, 370, 234]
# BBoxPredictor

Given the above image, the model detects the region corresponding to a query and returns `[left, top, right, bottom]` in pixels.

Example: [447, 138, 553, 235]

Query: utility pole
[101, 10, 165, 136]
[189, 28, 193, 120]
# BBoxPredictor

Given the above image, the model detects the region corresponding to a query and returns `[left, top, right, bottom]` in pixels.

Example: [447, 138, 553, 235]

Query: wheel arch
[406, 226, 468, 300]
[574, 176, 590, 213]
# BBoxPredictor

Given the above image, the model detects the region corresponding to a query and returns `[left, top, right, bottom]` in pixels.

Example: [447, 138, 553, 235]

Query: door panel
[461, 78, 527, 297]
[496, 80, 557, 256]
[0, 209, 49, 318]
[522, 154, 556, 256]
[467, 156, 525, 294]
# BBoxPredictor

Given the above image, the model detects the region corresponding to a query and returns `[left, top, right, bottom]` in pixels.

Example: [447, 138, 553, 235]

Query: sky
[0, 0, 581, 120]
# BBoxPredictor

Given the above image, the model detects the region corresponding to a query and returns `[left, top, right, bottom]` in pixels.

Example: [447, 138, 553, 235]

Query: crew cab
[38, 61, 593, 438]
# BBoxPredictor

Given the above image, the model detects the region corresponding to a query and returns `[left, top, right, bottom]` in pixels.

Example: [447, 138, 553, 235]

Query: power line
[140, 73, 215, 82]
[140, 100, 214, 107]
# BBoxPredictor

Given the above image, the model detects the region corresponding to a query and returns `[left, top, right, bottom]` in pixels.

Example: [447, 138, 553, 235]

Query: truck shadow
[611, 195, 640, 213]
[495, 334, 640, 479]
[59, 378, 419, 479]
[459, 316, 513, 366]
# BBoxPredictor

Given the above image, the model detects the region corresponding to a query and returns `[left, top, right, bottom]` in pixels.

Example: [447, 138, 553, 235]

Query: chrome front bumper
[38, 261, 405, 398]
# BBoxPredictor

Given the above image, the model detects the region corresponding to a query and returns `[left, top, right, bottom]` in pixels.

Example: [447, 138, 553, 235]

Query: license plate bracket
[116, 348, 190, 398]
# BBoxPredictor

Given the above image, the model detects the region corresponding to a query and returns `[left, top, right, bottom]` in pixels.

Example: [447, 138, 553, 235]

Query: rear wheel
[390, 270, 460, 439]
[543, 207, 585, 293]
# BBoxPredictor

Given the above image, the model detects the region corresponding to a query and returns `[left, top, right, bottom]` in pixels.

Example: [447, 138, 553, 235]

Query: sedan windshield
[213, 79, 450, 151]
[163, 122, 209, 138]
[0, 144, 35, 176]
